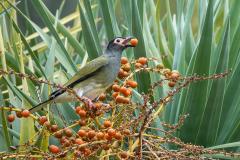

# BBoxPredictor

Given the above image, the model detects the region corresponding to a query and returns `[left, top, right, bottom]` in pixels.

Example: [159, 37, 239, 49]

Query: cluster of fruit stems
[0, 65, 232, 159]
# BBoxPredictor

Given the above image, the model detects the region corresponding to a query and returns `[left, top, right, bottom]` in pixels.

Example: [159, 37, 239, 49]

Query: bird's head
[107, 37, 138, 52]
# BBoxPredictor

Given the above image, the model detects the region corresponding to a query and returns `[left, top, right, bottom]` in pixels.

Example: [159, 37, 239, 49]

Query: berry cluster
[7, 109, 30, 123]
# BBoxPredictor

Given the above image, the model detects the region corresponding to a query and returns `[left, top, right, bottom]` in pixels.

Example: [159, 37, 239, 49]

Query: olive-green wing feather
[64, 55, 109, 87]
[29, 56, 109, 113]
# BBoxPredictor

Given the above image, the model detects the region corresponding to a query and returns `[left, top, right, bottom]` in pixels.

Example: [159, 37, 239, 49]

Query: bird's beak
[122, 37, 134, 48]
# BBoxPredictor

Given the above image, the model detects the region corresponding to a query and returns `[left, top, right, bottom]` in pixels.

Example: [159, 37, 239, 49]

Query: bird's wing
[49, 55, 109, 98]
[64, 55, 109, 87]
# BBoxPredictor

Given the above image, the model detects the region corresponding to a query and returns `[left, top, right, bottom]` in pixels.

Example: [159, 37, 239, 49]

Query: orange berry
[60, 137, 67, 144]
[118, 68, 125, 78]
[51, 125, 58, 132]
[87, 130, 96, 139]
[84, 148, 91, 156]
[39, 116, 48, 125]
[121, 57, 128, 64]
[78, 129, 87, 137]
[79, 119, 87, 126]
[102, 144, 110, 150]
[137, 57, 147, 65]
[115, 95, 125, 103]
[171, 70, 180, 80]
[122, 63, 131, 72]
[96, 132, 105, 140]
[44, 121, 51, 130]
[107, 128, 116, 137]
[78, 109, 87, 118]
[123, 129, 131, 135]
[105, 133, 112, 141]
[123, 71, 129, 77]
[123, 97, 130, 104]
[103, 120, 112, 128]
[75, 138, 85, 145]
[63, 139, 71, 147]
[112, 84, 121, 92]
[120, 87, 131, 97]
[135, 62, 143, 68]
[21, 109, 30, 118]
[114, 132, 123, 140]
[120, 87, 127, 94]
[49, 145, 60, 154]
[64, 128, 73, 137]
[16, 111, 22, 118]
[112, 92, 119, 99]
[54, 130, 63, 139]
[98, 93, 106, 101]
[75, 106, 82, 114]
[7, 114, 15, 123]
[130, 38, 138, 47]
[168, 81, 176, 87]
[127, 80, 138, 88]
[119, 151, 128, 159]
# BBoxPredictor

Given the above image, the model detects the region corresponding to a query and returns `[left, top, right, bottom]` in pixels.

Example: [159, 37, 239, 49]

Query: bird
[29, 36, 137, 113]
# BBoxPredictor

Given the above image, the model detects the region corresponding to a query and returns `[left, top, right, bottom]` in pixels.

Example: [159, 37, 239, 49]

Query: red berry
[103, 120, 112, 128]
[84, 148, 91, 156]
[120, 87, 131, 97]
[126, 80, 138, 88]
[64, 128, 73, 137]
[107, 128, 116, 137]
[75, 138, 85, 145]
[119, 151, 128, 159]
[78, 109, 87, 118]
[137, 57, 147, 65]
[114, 132, 123, 140]
[78, 129, 87, 137]
[121, 57, 128, 64]
[96, 132, 105, 140]
[7, 114, 15, 123]
[51, 125, 58, 132]
[112, 92, 119, 99]
[39, 116, 48, 125]
[21, 109, 30, 118]
[112, 84, 121, 92]
[122, 63, 131, 72]
[87, 130, 96, 139]
[135, 62, 143, 68]
[168, 81, 176, 87]
[49, 145, 60, 154]
[16, 111, 22, 118]
[130, 38, 138, 47]
[79, 119, 87, 126]
[54, 130, 63, 139]
[75, 106, 82, 114]
[123, 129, 131, 135]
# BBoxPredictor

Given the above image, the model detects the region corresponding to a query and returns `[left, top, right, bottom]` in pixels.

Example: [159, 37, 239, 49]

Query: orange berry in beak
[130, 38, 138, 47]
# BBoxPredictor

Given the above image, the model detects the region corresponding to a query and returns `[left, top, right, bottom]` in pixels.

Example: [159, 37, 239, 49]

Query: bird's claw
[82, 97, 96, 110]
[101, 103, 111, 108]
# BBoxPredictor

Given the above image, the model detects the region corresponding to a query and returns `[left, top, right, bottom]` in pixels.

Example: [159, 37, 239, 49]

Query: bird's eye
[116, 39, 120, 43]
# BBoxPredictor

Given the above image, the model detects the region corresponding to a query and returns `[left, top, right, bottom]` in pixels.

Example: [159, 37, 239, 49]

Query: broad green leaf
[83, 0, 102, 52]
[31, 0, 77, 73]
[198, 19, 229, 146]
[79, 3, 100, 59]
[132, 0, 151, 94]
[179, 0, 213, 145]
[99, 0, 117, 40]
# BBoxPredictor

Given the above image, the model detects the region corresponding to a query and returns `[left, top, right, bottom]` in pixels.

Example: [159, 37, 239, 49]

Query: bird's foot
[81, 96, 96, 110]
[101, 103, 111, 108]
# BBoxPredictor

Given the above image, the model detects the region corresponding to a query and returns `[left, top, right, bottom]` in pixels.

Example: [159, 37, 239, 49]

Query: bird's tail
[29, 99, 53, 113]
